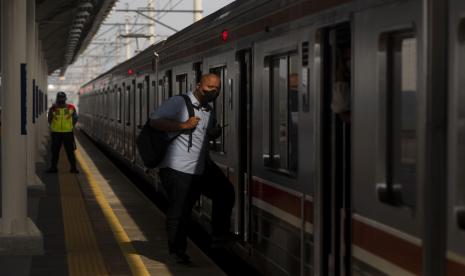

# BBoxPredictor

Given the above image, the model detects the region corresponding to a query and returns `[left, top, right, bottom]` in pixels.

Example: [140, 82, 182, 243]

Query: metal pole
[115, 26, 121, 64]
[148, 0, 156, 45]
[125, 4, 132, 60]
[194, 0, 202, 22]
[422, 0, 448, 275]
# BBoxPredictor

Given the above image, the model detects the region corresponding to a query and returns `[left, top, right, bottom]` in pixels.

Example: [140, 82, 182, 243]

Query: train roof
[80, 0, 271, 90]
[81, 0, 348, 91]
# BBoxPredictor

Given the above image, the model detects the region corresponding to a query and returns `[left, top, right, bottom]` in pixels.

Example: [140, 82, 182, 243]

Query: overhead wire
[65, 0, 191, 84]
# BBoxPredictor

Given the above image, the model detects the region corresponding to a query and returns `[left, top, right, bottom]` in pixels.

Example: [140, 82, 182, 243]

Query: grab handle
[376, 182, 404, 207]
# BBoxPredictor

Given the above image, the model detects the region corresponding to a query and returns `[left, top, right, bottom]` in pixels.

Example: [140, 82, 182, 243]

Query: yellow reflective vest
[49, 105, 76, 133]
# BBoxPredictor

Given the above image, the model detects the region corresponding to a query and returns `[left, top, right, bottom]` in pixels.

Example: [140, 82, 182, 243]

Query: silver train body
[78, 0, 465, 275]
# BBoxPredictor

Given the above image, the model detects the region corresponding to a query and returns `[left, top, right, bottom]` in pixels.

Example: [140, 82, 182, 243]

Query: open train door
[318, 22, 352, 276]
[236, 49, 253, 242]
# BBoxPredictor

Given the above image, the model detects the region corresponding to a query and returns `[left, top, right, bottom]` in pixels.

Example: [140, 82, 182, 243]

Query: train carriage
[78, 0, 465, 275]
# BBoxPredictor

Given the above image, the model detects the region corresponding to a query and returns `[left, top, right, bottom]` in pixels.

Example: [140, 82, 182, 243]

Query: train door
[130, 79, 136, 162]
[123, 82, 131, 158]
[113, 85, 119, 150]
[117, 86, 123, 153]
[352, 1, 424, 275]
[236, 49, 253, 242]
[135, 81, 143, 164]
[320, 23, 352, 275]
[449, 1, 465, 274]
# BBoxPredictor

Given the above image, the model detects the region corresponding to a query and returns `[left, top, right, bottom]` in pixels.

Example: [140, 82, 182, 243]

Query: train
[78, 0, 465, 275]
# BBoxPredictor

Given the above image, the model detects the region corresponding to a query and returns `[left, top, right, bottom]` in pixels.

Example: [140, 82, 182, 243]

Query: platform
[0, 132, 225, 276]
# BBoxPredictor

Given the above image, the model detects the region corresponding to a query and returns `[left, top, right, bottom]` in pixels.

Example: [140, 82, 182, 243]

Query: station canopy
[36, 0, 117, 75]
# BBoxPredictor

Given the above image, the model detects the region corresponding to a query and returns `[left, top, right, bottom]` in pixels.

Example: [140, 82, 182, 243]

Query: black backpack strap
[179, 94, 195, 151]
[180, 94, 195, 118]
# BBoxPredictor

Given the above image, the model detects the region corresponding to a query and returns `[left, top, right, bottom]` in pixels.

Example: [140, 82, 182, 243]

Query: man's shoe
[169, 252, 191, 265]
[70, 168, 79, 174]
[45, 168, 58, 173]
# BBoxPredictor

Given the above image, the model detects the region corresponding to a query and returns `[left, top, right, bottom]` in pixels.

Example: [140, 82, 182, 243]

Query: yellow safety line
[75, 148, 150, 276]
[59, 157, 108, 276]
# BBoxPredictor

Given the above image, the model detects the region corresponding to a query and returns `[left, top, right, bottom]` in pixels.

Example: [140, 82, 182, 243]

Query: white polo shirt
[150, 92, 213, 175]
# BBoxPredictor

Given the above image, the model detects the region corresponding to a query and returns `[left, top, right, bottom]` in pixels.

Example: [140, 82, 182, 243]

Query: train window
[117, 87, 122, 122]
[103, 90, 107, 119]
[165, 70, 173, 98]
[193, 62, 202, 86]
[113, 86, 117, 120]
[95, 90, 103, 118]
[264, 52, 299, 173]
[106, 90, 110, 119]
[151, 80, 157, 109]
[145, 76, 150, 121]
[378, 30, 417, 207]
[106, 89, 110, 119]
[138, 83, 143, 127]
[209, 66, 227, 154]
[302, 41, 310, 112]
[158, 79, 165, 106]
[176, 74, 188, 95]
[125, 85, 131, 124]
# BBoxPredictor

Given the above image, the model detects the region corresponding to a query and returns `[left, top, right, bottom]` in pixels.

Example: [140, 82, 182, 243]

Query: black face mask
[57, 99, 66, 105]
[201, 89, 218, 103]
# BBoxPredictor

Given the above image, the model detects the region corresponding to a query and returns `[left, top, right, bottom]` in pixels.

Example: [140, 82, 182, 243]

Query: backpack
[136, 94, 195, 168]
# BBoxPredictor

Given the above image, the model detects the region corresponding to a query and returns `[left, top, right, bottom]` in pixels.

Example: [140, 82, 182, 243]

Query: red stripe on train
[353, 217, 465, 275]
[448, 258, 465, 276]
[251, 177, 313, 223]
[352, 218, 422, 275]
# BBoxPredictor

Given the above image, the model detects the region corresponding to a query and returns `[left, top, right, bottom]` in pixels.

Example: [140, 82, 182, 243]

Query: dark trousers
[50, 132, 76, 170]
[159, 161, 235, 254]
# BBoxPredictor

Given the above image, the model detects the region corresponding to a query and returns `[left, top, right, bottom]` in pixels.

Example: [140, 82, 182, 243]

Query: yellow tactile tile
[58, 157, 108, 276]
[76, 147, 150, 276]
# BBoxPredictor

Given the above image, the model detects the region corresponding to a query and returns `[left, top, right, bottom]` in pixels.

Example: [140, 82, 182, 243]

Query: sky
[48, 0, 236, 103]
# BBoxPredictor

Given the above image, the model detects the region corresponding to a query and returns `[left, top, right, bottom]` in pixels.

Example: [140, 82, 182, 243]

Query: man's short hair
[199, 73, 220, 84]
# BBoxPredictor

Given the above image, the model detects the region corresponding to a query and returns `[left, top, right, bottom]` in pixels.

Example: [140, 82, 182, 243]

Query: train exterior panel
[78, 0, 465, 275]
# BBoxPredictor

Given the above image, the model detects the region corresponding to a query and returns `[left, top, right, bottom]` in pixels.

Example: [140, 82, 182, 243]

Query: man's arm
[149, 95, 199, 131]
[150, 117, 200, 131]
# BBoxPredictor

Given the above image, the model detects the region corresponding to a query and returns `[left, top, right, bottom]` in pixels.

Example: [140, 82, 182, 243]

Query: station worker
[46, 91, 79, 174]
[149, 73, 235, 264]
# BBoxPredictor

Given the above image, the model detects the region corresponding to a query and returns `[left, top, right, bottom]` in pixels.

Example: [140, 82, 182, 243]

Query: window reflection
[266, 53, 299, 173]
[390, 33, 417, 207]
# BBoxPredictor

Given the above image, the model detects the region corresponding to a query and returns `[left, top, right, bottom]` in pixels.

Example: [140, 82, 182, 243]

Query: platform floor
[0, 132, 226, 276]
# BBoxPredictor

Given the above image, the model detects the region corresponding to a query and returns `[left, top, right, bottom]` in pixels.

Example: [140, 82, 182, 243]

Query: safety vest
[50, 105, 75, 133]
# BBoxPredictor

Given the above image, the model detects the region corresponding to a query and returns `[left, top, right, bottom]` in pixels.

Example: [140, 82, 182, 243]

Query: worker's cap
[56, 91, 67, 99]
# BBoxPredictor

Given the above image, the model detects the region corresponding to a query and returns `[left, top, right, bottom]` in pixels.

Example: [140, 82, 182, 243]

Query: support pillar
[34, 24, 44, 164]
[148, 0, 156, 44]
[0, 0, 43, 255]
[125, 4, 132, 60]
[37, 47, 47, 159]
[193, 0, 202, 22]
[26, 0, 44, 192]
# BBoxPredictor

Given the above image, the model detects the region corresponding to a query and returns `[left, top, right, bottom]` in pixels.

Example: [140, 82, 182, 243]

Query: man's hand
[183, 117, 200, 130]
